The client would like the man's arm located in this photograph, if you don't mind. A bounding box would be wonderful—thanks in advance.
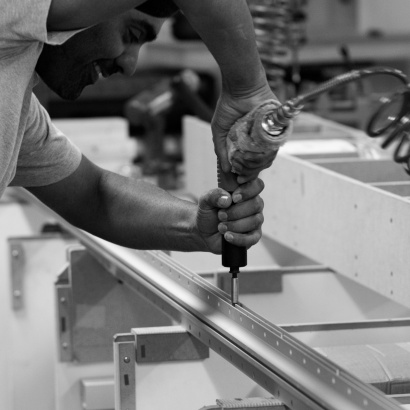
[174,0,266,98]
[173,0,279,179]
[27,155,264,252]
[47,0,147,30]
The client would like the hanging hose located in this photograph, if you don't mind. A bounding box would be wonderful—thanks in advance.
[261,66,409,135]
[226,66,410,176]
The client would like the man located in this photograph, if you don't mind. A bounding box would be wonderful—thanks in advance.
[0,0,278,253]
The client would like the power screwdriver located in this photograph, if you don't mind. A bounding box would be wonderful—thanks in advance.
[218,163,247,306]
[220,99,291,306]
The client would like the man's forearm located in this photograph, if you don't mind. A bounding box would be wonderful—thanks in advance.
[28,158,205,252]
[173,0,267,95]
[89,171,205,251]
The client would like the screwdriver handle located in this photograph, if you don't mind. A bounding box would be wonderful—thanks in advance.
[222,236,247,268]
[217,161,247,269]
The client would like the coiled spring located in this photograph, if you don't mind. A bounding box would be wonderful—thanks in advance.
[247,0,308,97]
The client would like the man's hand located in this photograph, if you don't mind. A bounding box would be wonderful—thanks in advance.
[212,83,279,184]
[196,178,264,254]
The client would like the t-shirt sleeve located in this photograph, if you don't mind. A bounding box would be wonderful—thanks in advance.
[10,94,82,188]
[0,0,52,45]
[0,0,83,48]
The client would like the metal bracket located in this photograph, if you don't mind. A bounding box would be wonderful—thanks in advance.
[9,240,25,310]
[56,264,74,362]
[133,325,209,363]
[113,326,209,409]
[9,234,77,311]
[56,246,172,363]
[114,333,136,410]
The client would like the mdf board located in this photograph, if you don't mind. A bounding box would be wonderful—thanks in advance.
[7,236,76,410]
[261,153,410,308]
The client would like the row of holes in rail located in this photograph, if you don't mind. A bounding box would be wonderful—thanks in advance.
[136,251,376,409]
[127,280,372,410]
[186,317,309,410]
[130,253,307,410]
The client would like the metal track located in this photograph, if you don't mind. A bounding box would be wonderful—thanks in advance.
[16,188,403,410]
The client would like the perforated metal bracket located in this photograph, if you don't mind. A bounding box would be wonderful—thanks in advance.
[114,333,136,410]
[9,240,25,310]
[55,264,74,362]
[56,245,172,364]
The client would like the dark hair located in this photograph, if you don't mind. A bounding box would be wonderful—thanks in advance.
[136,0,179,18]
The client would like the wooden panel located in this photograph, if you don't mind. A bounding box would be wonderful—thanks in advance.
[0,196,60,410]
[7,235,76,410]
[372,182,410,197]
[312,158,409,183]
[262,152,410,308]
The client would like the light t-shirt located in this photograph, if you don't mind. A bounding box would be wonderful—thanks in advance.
[0,0,82,198]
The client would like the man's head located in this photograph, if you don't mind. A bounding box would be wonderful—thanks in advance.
[36,3,178,100]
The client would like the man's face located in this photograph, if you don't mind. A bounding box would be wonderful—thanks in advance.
[36,10,165,100]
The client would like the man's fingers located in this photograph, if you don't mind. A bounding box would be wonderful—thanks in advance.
[237,173,262,185]
[199,188,232,212]
[231,179,265,203]
[217,197,264,223]
[222,229,262,248]
[218,212,264,235]
[231,149,277,166]
[230,149,278,180]
[218,196,264,226]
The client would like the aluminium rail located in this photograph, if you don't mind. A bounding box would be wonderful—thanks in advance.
[14,187,403,410]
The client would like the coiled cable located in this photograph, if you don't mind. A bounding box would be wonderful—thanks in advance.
[367,87,410,174]
[261,66,409,136]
